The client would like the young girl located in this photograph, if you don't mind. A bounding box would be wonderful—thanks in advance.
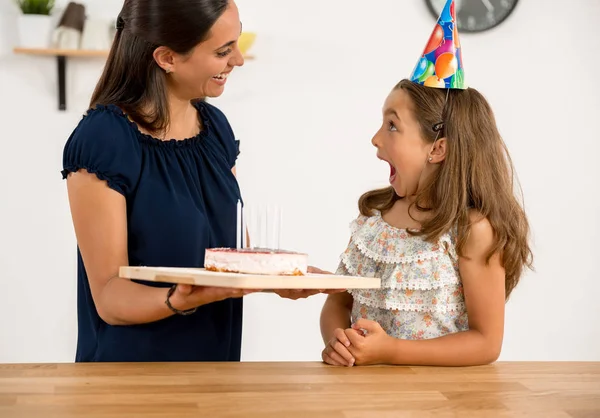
[320,0,532,367]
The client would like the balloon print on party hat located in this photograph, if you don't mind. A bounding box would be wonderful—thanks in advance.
[409,0,466,89]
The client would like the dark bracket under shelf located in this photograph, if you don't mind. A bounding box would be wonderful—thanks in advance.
[57,55,67,111]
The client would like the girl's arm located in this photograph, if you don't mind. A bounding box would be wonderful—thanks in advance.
[319,242,355,342]
[320,291,356,366]
[320,292,354,344]
[384,215,506,366]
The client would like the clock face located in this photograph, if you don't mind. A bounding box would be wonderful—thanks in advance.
[426,0,518,33]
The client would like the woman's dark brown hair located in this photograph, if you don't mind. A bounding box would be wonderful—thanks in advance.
[89,0,229,135]
[359,79,533,299]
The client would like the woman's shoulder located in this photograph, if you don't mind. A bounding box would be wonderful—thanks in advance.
[61,104,142,196]
[68,104,140,148]
[194,100,231,130]
[193,100,239,167]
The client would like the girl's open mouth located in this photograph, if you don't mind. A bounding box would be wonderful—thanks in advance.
[377,154,397,184]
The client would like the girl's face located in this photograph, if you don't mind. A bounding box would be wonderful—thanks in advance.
[371,88,434,198]
[161,0,245,100]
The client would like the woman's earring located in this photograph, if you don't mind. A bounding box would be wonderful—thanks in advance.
[428,156,433,162]
[165,68,172,74]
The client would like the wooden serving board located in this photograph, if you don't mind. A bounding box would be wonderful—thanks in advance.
[119,266,381,289]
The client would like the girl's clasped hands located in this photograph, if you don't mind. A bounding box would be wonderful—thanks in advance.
[323,319,395,367]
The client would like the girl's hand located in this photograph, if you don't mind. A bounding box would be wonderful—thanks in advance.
[169,284,260,310]
[321,328,355,367]
[345,319,395,366]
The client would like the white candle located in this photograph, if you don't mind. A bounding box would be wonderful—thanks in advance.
[242,204,247,248]
[236,199,242,249]
[276,206,282,250]
[268,205,280,250]
[259,204,267,249]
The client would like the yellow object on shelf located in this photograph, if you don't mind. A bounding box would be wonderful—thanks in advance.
[238,32,256,56]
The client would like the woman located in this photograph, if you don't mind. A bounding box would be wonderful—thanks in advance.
[61,0,320,363]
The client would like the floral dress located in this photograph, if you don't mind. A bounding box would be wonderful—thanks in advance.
[336,211,469,340]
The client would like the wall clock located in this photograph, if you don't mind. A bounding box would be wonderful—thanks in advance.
[426,0,519,33]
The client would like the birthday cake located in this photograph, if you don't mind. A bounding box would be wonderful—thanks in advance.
[204,248,308,276]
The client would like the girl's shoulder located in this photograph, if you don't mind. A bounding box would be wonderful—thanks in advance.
[346,210,457,264]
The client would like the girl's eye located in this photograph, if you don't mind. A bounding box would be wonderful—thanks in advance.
[387,121,397,132]
[217,49,232,58]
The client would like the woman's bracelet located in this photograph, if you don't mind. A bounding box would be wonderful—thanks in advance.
[165,285,198,315]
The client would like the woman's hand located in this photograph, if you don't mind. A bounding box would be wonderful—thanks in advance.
[168,284,260,311]
[272,289,322,299]
[307,266,331,274]
[321,327,355,367]
[273,266,346,299]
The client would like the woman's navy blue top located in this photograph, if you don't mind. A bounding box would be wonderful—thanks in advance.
[61,101,243,362]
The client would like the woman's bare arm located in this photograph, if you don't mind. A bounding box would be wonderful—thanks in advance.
[67,169,247,326]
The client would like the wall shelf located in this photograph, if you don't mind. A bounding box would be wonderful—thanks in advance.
[13,47,109,57]
[14,47,109,111]
[13,47,255,111]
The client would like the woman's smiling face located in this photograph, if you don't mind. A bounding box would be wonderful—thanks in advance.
[159,0,245,100]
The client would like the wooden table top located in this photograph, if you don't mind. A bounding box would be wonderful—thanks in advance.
[0,362,598,418]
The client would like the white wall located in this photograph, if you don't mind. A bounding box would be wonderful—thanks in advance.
[1,0,599,363]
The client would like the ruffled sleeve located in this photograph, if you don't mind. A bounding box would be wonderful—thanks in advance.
[61,105,142,197]
[338,212,465,314]
[197,100,240,169]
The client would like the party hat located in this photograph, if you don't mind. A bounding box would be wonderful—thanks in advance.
[409,0,466,89]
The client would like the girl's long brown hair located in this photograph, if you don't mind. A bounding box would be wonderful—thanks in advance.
[358,79,533,299]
